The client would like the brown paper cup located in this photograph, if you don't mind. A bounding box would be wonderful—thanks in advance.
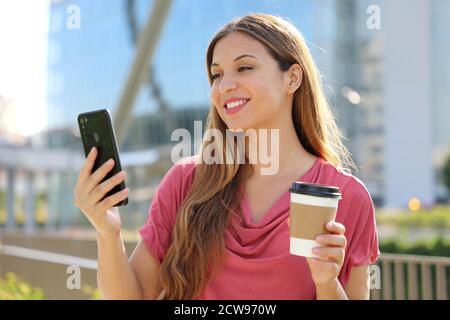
[289,182,341,258]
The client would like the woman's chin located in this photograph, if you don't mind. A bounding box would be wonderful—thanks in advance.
[225,120,252,132]
[227,126,247,132]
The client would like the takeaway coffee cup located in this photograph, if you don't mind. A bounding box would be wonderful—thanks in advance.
[289,182,342,258]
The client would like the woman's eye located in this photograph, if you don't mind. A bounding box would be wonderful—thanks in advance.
[211,67,252,80]
[238,66,252,72]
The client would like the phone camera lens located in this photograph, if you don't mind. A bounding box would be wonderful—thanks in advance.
[80,118,84,124]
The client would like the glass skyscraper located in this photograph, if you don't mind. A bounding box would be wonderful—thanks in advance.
[47,0,341,132]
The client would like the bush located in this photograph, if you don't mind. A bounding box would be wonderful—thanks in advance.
[82,285,102,300]
[0,273,44,300]
[380,237,450,257]
[376,205,450,229]
[443,152,450,195]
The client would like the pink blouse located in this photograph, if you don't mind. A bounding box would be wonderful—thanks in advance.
[139,156,379,299]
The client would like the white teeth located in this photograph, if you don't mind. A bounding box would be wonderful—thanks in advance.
[226,99,248,109]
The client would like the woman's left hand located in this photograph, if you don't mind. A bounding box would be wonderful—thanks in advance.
[306,221,347,288]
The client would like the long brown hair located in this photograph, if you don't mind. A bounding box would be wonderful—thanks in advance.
[157,13,354,299]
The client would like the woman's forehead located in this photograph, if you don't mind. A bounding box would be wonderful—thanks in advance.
[212,32,267,65]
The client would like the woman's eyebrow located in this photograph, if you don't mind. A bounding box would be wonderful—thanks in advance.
[211,54,258,67]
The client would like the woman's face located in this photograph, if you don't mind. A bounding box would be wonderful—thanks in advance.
[210,31,296,131]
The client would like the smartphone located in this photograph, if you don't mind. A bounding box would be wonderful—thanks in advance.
[77,109,128,206]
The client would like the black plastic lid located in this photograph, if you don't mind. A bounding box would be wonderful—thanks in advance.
[290,182,342,199]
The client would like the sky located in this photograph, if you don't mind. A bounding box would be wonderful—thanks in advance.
[0,0,50,137]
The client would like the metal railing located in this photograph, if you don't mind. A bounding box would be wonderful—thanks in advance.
[1,234,449,300]
[371,253,450,300]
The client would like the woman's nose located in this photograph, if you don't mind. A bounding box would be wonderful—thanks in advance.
[218,74,238,93]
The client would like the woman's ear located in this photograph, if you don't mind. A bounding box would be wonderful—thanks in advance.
[286,63,303,95]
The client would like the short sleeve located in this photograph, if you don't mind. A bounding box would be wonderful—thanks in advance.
[138,157,197,264]
[338,181,380,287]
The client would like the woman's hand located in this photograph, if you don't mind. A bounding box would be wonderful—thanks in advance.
[73,147,129,236]
[306,221,347,288]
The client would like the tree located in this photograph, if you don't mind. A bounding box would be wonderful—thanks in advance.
[443,152,450,198]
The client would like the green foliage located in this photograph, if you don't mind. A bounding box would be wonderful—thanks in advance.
[376,205,450,228]
[380,237,450,257]
[0,273,44,300]
[0,190,5,208]
[443,152,450,194]
[82,285,102,300]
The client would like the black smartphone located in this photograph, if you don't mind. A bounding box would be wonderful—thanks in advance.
[77,109,128,206]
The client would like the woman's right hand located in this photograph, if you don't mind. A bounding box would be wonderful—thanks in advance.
[73,147,129,236]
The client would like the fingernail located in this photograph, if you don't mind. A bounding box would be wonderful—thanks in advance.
[90,147,96,154]
[122,188,129,194]
[108,159,114,165]
[316,236,323,242]
[312,247,320,254]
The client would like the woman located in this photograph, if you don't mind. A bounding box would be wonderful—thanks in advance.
[73,13,379,300]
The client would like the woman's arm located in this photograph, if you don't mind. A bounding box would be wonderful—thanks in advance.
[307,221,348,300]
[315,265,371,299]
[97,231,144,299]
[72,147,145,299]
[315,279,348,300]
[344,265,371,299]
[129,240,162,299]
[307,222,372,300]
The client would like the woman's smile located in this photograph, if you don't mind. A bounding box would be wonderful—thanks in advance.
[224,98,250,115]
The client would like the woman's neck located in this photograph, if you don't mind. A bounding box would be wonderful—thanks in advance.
[244,120,316,179]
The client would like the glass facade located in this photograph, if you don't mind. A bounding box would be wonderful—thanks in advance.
[47,0,341,134]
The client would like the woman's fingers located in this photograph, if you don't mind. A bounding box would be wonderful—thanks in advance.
[96,187,129,213]
[312,246,345,263]
[77,147,97,184]
[307,257,340,273]
[325,221,346,235]
[316,234,347,249]
[313,223,347,263]
[91,170,127,204]
[74,147,97,197]
[85,158,116,194]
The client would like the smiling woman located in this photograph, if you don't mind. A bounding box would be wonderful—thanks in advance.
[140,13,378,300]
[77,13,379,301]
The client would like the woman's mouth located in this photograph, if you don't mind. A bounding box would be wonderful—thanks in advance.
[224,99,250,115]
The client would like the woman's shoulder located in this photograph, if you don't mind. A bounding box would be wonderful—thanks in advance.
[317,158,373,208]
[162,155,199,186]
[151,156,199,212]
